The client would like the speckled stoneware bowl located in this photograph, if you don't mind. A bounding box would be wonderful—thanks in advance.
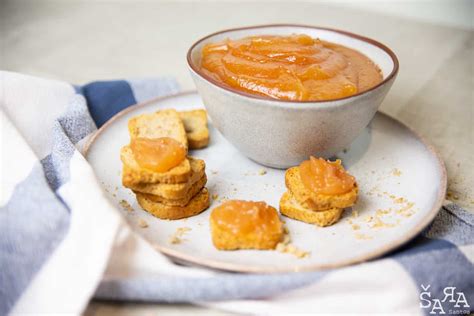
[187,24,399,168]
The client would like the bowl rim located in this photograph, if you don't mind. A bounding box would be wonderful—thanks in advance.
[187,23,399,104]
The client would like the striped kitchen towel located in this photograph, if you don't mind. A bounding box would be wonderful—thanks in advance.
[1,71,472,315]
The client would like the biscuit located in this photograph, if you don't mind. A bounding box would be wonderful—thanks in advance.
[125,158,205,197]
[179,110,209,149]
[134,174,207,206]
[285,167,358,211]
[280,191,344,227]
[121,146,193,185]
[136,188,210,220]
[210,202,283,250]
[128,109,188,149]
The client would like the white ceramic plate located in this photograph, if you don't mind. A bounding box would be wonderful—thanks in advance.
[85,91,446,273]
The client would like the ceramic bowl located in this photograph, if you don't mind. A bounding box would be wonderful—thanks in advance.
[187,24,399,168]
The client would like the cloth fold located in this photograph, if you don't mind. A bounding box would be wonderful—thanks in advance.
[1,71,472,315]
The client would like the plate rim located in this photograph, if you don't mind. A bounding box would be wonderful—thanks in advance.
[84,90,447,273]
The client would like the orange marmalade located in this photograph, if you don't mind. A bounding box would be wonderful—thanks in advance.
[130,137,186,172]
[200,34,383,101]
[299,157,355,195]
[211,200,282,236]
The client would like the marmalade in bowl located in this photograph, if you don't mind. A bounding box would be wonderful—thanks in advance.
[200,34,383,101]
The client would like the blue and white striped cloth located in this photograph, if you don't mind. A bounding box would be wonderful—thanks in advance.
[1,71,472,315]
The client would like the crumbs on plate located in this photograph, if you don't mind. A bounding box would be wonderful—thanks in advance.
[119,199,134,212]
[138,218,148,228]
[371,217,395,229]
[349,189,419,241]
[169,227,192,245]
[355,233,373,240]
[392,168,402,176]
[275,228,310,259]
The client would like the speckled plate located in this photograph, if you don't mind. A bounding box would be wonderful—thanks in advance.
[85,91,446,273]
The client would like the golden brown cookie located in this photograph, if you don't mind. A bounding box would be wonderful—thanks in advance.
[121,146,195,185]
[136,188,210,220]
[210,200,283,250]
[179,110,209,149]
[125,158,205,197]
[134,174,207,207]
[128,109,188,149]
[279,191,344,227]
[285,167,358,211]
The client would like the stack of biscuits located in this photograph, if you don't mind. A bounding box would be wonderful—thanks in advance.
[279,160,358,227]
[121,109,210,220]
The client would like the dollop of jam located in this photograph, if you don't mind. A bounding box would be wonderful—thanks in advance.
[211,200,282,236]
[200,34,382,101]
[130,137,186,172]
[299,156,355,195]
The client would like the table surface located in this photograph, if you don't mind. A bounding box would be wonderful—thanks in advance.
[2,1,472,315]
